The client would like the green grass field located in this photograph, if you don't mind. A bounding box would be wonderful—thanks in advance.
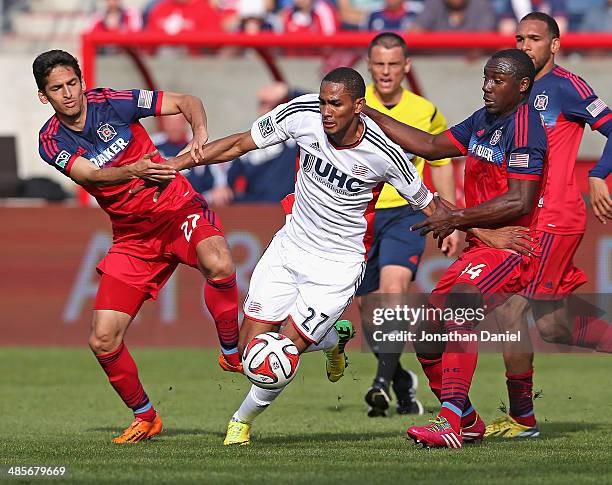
[1,348,610,484]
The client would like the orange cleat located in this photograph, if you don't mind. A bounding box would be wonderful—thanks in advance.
[112,414,163,444]
[218,353,243,373]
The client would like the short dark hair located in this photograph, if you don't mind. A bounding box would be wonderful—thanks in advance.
[489,48,536,93]
[33,50,82,91]
[521,11,560,39]
[368,32,409,57]
[321,67,366,100]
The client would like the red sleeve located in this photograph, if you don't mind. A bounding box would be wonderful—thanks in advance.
[444,130,467,155]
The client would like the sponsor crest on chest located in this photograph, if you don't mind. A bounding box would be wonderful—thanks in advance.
[490,129,502,146]
[534,94,549,111]
[97,123,117,143]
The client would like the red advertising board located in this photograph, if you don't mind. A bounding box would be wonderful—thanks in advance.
[0,205,609,346]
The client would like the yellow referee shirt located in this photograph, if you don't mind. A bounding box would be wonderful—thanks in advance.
[365,84,451,209]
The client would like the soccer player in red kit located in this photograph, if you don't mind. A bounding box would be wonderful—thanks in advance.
[364,49,549,448]
[484,13,612,439]
[34,50,240,443]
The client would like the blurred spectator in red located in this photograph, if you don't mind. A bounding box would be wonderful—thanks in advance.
[146,0,222,35]
[88,0,142,33]
[279,0,338,34]
[366,0,423,31]
[579,0,612,32]
[498,0,568,34]
[411,0,496,31]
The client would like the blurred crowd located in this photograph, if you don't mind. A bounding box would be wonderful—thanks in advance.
[84,0,612,36]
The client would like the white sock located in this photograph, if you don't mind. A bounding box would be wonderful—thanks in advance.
[303,327,338,353]
[233,385,284,424]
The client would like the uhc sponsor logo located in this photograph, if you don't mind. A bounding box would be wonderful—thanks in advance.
[309,157,364,194]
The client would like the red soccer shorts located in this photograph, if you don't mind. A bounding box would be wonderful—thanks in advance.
[521,231,587,300]
[431,244,538,311]
[95,201,224,312]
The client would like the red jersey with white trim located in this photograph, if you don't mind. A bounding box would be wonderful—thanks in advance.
[38,88,198,243]
[250,94,433,262]
[529,66,612,234]
[446,103,548,243]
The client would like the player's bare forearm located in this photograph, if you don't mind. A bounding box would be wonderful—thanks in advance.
[363,106,462,160]
[442,178,539,230]
[69,155,175,188]
[161,93,207,134]
[165,131,258,171]
[430,163,456,204]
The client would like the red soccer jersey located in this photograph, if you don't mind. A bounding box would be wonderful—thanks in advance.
[529,66,612,234]
[38,88,198,244]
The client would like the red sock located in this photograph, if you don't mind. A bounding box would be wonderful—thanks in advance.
[204,274,240,366]
[95,342,156,421]
[507,368,536,427]
[418,355,476,428]
[571,316,612,353]
[439,331,478,433]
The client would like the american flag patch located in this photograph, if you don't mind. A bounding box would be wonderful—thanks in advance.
[247,301,262,313]
[411,183,431,207]
[509,153,530,168]
[586,98,607,118]
[351,164,368,176]
[137,90,153,109]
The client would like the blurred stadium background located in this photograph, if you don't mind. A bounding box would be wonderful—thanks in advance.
[0,0,609,345]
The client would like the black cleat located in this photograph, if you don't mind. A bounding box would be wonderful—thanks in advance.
[365,386,391,417]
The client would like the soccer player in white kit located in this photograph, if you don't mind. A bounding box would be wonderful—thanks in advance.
[152,67,443,444]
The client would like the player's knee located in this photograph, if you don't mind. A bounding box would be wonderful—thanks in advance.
[198,239,235,280]
[88,316,124,354]
[88,331,122,354]
[538,322,571,344]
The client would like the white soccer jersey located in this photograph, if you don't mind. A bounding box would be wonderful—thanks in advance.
[250,93,433,262]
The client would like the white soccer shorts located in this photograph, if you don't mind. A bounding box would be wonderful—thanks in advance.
[243,230,365,344]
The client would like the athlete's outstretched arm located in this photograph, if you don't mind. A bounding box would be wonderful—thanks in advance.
[412,178,540,238]
[69,152,176,187]
[164,131,259,171]
[364,105,463,160]
[160,92,208,162]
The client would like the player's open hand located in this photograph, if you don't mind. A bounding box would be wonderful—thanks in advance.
[131,150,176,183]
[411,195,457,244]
[588,176,612,224]
[128,150,175,202]
[472,226,534,256]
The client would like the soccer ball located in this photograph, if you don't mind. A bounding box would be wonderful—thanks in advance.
[242,332,300,389]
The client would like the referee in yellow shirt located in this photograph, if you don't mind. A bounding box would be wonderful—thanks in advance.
[359,33,460,417]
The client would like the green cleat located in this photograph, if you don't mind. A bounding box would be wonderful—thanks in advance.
[223,419,251,446]
[324,320,356,382]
